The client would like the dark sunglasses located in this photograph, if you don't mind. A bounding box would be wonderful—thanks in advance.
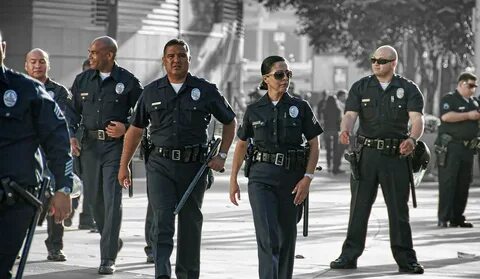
[266,70,293,80]
[370,57,395,65]
[466,83,478,89]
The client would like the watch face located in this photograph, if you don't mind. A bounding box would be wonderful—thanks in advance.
[219,152,227,159]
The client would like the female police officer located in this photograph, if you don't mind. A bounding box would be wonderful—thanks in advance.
[229,56,322,279]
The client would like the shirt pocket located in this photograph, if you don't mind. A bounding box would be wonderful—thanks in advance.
[282,117,302,144]
[0,107,28,140]
[252,120,268,142]
[147,100,169,127]
[391,100,408,121]
[182,100,209,128]
[360,99,376,120]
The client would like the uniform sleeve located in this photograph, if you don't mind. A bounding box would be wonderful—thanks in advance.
[33,85,73,191]
[407,82,424,114]
[237,106,253,141]
[345,82,362,112]
[128,77,143,109]
[302,101,323,140]
[130,93,149,128]
[439,96,453,116]
[207,84,236,124]
[65,77,82,136]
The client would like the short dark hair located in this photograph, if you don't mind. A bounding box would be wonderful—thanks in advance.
[336,89,347,98]
[163,39,190,56]
[457,72,477,83]
[259,55,286,90]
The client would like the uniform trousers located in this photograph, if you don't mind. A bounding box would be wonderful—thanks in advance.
[0,202,36,279]
[340,148,418,268]
[45,215,64,251]
[438,142,474,224]
[248,162,303,279]
[80,138,123,261]
[147,153,207,279]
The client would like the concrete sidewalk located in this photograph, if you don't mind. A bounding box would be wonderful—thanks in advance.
[16,160,480,278]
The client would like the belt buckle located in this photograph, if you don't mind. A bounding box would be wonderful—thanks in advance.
[171,150,181,161]
[97,130,105,140]
[376,139,384,150]
[275,153,285,166]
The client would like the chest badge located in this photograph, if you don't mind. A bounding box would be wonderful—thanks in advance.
[47,90,55,98]
[443,103,450,110]
[289,105,299,118]
[191,88,201,101]
[3,89,17,107]
[396,88,404,99]
[115,82,125,94]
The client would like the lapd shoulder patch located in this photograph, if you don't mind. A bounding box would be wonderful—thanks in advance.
[442,103,450,110]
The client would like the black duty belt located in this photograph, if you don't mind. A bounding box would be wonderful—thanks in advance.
[155,145,206,163]
[357,135,402,155]
[453,138,480,149]
[87,130,117,141]
[0,178,39,206]
[253,150,308,170]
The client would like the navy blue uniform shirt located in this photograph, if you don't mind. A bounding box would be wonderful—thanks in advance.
[130,73,236,147]
[438,90,480,140]
[44,78,71,113]
[345,74,424,139]
[0,66,73,190]
[237,92,323,153]
[67,63,143,135]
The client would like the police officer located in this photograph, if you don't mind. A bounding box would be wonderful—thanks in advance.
[0,30,72,279]
[330,45,425,274]
[24,48,71,262]
[66,36,143,274]
[436,72,480,228]
[230,55,322,279]
[118,39,236,279]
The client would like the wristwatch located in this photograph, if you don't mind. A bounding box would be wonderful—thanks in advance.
[218,152,228,160]
[56,187,72,196]
[304,173,314,180]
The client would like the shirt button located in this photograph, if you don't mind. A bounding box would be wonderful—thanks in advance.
[97,110,100,113]
[273,132,276,135]
[5,112,10,117]
[173,133,176,136]
[98,99,102,101]
[173,120,176,123]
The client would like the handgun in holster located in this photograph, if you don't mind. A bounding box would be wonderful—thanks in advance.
[141,129,153,163]
[344,138,362,181]
[434,133,452,167]
[244,138,255,177]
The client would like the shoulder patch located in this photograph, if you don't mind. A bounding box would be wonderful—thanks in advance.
[443,103,450,110]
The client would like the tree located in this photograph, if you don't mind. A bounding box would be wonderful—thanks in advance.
[257,0,475,114]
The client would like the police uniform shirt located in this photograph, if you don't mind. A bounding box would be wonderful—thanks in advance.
[0,66,73,190]
[44,78,71,113]
[438,90,480,140]
[345,74,424,139]
[237,93,323,153]
[130,73,236,147]
[68,63,143,134]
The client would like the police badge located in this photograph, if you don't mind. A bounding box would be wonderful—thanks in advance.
[191,88,201,101]
[289,106,299,118]
[115,83,125,94]
[3,90,17,107]
[396,88,404,99]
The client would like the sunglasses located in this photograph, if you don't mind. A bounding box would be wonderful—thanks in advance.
[466,83,478,89]
[265,70,293,80]
[370,57,395,65]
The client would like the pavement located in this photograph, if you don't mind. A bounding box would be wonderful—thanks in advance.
[15,150,480,279]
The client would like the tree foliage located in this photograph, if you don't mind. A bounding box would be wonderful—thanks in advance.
[257,0,475,114]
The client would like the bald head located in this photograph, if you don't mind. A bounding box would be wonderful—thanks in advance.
[25,48,50,83]
[92,36,118,58]
[375,45,398,61]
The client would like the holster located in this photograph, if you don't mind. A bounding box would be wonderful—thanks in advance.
[244,139,255,177]
[141,131,153,163]
[434,134,452,167]
[344,145,362,180]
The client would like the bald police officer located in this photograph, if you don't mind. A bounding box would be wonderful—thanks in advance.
[0,30,72,279]
[25,48,72,262]
[330,45,425,274]
[66,36,143,274]
[118,39,236,279]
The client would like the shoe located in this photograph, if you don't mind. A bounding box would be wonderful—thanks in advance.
[330,257,357,269]
[399,262,424,274]
[78,223,95,230]
[437,220,448,227]
[146,253,154,263]
[118,238,123,253]
[450,221,473,228]
[47,249,67,261]
[98,260,116,274]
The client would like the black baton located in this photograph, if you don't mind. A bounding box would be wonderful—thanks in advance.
[128,160,133,198]
[406,156,417,208]
[174,138,222,215]
[15,177,50,279]
[303,194,309,237]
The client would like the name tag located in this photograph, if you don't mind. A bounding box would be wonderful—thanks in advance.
[80,92,89,97]
[151,101,162,106]
[361,98,370,102]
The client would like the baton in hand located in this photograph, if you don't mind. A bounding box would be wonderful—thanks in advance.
[128,160,133,198]
[174,138,222,215]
